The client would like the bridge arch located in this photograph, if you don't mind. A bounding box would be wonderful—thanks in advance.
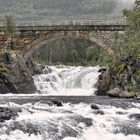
[21,31,113,61]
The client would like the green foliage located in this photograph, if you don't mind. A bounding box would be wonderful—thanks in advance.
[86,45,100,62]
[4,16,18,36]
[96,48,113,66]
[135,69,140,77]
[0,63,9,79]
[32,37,114,66]
[122,1,140,57]
[127,83,140,92]
[112,61,127,73]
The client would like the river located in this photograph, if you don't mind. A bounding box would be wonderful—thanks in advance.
[0,66,140,140]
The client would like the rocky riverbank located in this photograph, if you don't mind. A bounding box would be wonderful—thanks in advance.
[95,56,140,98]
[0,52,37,94]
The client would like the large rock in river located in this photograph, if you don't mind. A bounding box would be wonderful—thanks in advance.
[0,107,21,122]
[95,68,111,96]
[107,88,136,98]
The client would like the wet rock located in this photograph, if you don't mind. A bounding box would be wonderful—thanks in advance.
[0,107,20,122]
[44,101,54,106]
[51,100,63,107]
[90,104,100,110]
[0,53,36,94]
[98,68,107,73]
[43,67,52,74]
[94,110,105,115]
[82,118,93,127]
[107,88,121,97]
[95,68,111,96]
[116,112,127,115]
[45,78,50,82]
[2,121,41,135]
[121,91,136,98]
[70,115,93,127]
[26,58,45,75]
[47,75,57,82]
[94,90,106,96]
[43,69,49,74]
[90,104,104,115]
[114,121,140,136]
[129,114,140,121]
[107,88,136,98]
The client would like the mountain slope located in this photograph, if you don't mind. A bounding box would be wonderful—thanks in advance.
[0,0,135,20]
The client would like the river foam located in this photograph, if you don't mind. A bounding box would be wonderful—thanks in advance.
[0,65,140,140]
[34,65,100,96]
[0,101,140,140]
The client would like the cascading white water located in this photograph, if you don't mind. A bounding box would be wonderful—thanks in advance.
[33,66,100,96]
[0,65,140,140]
[0,101,140,140]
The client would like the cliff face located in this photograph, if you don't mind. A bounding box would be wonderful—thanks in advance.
[0,52,36,94]
[95,56,140,98]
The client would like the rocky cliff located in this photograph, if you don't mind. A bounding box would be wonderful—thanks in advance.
[95,56,140,98]
[0,52,36,94]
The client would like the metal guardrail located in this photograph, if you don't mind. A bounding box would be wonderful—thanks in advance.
[0,20,127,27]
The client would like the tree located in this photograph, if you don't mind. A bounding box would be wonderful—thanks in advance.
[4,16,19,51]
[4,16,17,36]
[122,0,140,57]
[110,0,140,93]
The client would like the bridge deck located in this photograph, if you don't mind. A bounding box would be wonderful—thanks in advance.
[0,20,127,31]
[18,25,126,31]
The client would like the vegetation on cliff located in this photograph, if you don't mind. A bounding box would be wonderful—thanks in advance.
[107,0,140,95]
[0,16,36,94]
[0,62,9,80]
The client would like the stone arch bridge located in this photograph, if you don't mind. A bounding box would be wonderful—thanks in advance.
[0,20,127,61]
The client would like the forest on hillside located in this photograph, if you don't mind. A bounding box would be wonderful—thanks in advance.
[31,38,112,66]
[0,0,134,21]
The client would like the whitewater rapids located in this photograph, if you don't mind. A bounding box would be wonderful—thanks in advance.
[0,101,140,140]
[0,65,140,140]
[33,66,100,96]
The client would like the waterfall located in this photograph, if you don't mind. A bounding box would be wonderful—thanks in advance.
[1,66,139,140]
[33,65,100,95]
[0,100,140,140]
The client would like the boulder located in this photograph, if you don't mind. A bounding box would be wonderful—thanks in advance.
[0,107,21,122]
[98,68,107,73]
[95,68,111,96]
[90,104,104,115]
[94,110,104,115]
[129,114,140,121]
[121,91,136,98]
[107,87,121,97]
[51,100,63,107]
[43,67,52,74]
[107,88,136,98]
[116,112,127,115]
[90,104,100,110]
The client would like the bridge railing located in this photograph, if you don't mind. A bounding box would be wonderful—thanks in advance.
[0,20,127,27]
